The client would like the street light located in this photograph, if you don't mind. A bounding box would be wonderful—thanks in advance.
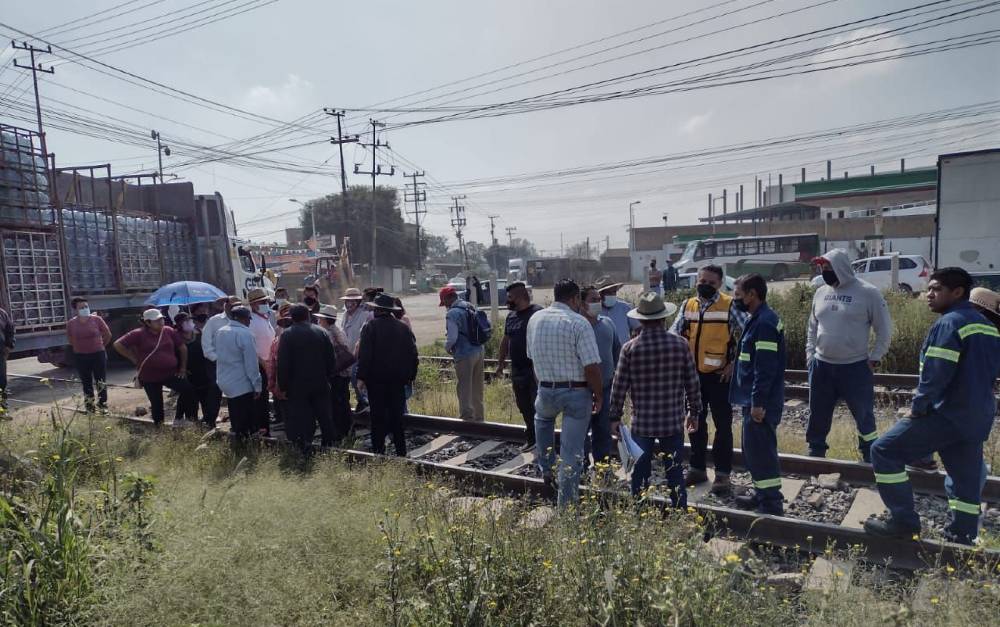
[150,130,169,182]
[628,200,641,251]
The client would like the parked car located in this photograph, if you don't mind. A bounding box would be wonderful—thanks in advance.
[462,279,533,306]
[675,272,736,292]
[810,255,930,294]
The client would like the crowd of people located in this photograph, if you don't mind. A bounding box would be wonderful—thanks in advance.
[1,248,999,545]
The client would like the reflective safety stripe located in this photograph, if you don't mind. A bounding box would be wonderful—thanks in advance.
[859,431,878,442]
[948,499,981,515]
[923,346,960,363]
[958,323,1000,340]
[756,340,779,351]
[754,477,782,489]
[739,353,751,362]
[875,471,909,484]
[776,319,785,333]
[701,311,730,321]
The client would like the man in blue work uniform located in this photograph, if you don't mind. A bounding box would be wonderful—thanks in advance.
[729,274,786,515]
[865,268,1000,545]
[595,277,640,346]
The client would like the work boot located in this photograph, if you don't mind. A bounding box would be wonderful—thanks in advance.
[710,472,732,495]
[906,457,939,472]
[733,493,759,510]
[863,516,920,540]
[808,448,826,458]
[858,439,873,463]
[942,529,975,546]
[685,467,709,487]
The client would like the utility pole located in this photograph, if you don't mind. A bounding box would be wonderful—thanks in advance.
[150,130,170,182]
[451,195,468,270]
[324,109,359,240]
[506,226,517,248]
[354,119,394,280]
[488,215,500,271]
[403,171,427,270]
[12,41,54,187]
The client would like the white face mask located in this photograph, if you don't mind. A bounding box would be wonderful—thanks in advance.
[181,320,195,332]
[77,306,90,317]
[602,295,617,308]
[276,298,288,307]
[587,302,602,317]
[257,304,270,315]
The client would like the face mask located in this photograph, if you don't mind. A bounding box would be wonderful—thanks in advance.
[77,307,90,317]
[303,297,317,307]
[506,301,517,311]
[602,295,617,308]
[696,284,717,300]
[181,320,195,332]
[587,302,602,317]
[193,313,209,323]
[257,304,270,315]
[276,298,287,306]
[733,298,749,313]
[822,270,839,287]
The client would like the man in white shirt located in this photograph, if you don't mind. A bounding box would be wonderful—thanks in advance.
[248,288,276,434]
[200,295,241,427]
[526,279,603,507]
[337,287,373,412]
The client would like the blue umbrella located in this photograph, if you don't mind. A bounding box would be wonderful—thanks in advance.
[144,280,227,306]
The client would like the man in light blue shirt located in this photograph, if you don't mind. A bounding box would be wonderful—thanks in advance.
[214,306,262,438]
[595,277,639,345]
[441,286,485,421]
[581,285,621,466]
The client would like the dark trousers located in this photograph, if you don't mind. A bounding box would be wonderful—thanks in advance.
[872,417,985,541]
[227,392,256,438]
[204,361,222,427]
[631,432,686,508]
[330,376,353,443]
[142,376,197,424]
[807,358,878,459]
[584,386,613,466]
[688,371,734,474]
[368,381,407,456]
[253,363,270,435]
[75,350,108,411]
[741,407,783,514]
[0,350,7,407]
[510,370,537,445]
[286,386,334,453]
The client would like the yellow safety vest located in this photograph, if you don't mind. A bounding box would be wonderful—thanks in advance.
[682,293,733,374]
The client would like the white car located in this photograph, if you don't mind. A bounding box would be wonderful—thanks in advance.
[810,255,930,294]
[675,272,736,292]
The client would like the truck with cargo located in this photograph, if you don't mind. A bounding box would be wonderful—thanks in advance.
[935,148,1000,272]
[0,123,272,363]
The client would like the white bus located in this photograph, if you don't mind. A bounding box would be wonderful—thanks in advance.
[675,233,820,281]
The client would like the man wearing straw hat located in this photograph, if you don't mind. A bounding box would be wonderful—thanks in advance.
[338,287,373,413]
[609,292,701,507]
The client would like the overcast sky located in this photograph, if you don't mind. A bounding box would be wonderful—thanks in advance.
[1,0,998,254]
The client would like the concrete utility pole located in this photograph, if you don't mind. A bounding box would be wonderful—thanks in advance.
[355,119,394,279]
[403,171,427,270]
[488,214,500,271]
[323,108,359,234]
[505,226,517,248]
[628,200,641,251]
[12,41,54,187]
[451,195,468,270]
[150,130,170,182]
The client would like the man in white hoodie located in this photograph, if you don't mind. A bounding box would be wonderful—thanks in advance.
[806,249,893,462]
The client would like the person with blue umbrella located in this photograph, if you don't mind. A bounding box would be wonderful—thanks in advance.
[145,281,228,308]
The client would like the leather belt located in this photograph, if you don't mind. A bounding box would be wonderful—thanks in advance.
[539,381,587,389]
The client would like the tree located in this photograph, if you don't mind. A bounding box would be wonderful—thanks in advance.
[565,240,595,259]
[423,233,451,260]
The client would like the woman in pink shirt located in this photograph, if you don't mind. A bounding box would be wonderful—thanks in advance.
[65,297,112,412]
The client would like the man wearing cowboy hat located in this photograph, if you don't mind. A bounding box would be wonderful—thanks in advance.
[247,288,276,434]
[356,293,419,456]
[338,287,373,413]
[315,304,354,441]
[971,286,1000,331]
[595,276,639,346]
[609,292,701,506]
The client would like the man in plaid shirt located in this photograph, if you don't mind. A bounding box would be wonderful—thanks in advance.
[610,292,702,506]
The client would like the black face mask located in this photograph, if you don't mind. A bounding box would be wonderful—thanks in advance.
[696,284,717,299]
[506,301,517,311]
[822,270,839,287]
[733,298,749,313]
[303,297,318,307]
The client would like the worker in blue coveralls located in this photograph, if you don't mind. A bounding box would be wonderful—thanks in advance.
[729,274,787,515]
[864,268,1000,545]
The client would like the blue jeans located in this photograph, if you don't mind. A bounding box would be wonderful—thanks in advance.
[631,432,687,508]
[535,387,592,508]
[742,407,783,514]
[584,386,613,466]
[807,358,878,458]
[872,416,985,541]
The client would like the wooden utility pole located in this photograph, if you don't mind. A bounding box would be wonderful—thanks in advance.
[506,226,517,248]
[451,195,468,270]
[355,119,394,278]
[403,171,427,270]
[323,108,359,240]
[12,41,54,187]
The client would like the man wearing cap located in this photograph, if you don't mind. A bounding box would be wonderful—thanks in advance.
[866,268,1000,545]
[278,304,339,454]
[495,281,542,450]
[806,249,893,462]
[357,294,420,456]
[610,292,701,505]
[200,295,241,425]
[595,276,640,346]
[440,285,485,422]
[248,288,276,435]
[315,304,354,441]
[214,306,262,440]
[526,279,603,507]
[114,308,197,426]
[338,287,373,413]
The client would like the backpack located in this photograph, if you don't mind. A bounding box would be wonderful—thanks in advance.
[464,304,492,346]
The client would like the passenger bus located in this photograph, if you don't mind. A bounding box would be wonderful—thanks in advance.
[675,233,820,281]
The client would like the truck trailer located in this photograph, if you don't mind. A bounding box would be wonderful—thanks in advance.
[0,123,271,363]
[935,148,1000,272]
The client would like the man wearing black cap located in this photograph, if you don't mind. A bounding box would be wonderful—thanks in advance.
[356,293,419,456]
[495,281,542,451]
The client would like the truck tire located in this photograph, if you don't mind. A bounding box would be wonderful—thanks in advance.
[771,264,787,281]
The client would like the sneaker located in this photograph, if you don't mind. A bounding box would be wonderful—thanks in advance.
[710,473,732,495]
[906,458,939,472]
[685,467,709,487]
[863,516,920,540]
